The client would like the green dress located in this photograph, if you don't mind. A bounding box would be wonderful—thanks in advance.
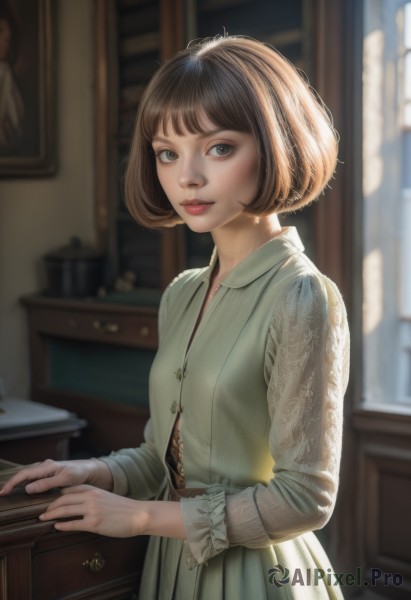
[102,227,350,599]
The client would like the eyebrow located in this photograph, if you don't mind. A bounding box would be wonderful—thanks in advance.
[152,128,231,144]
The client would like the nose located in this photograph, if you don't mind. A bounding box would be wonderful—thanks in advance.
[178,156,206,188]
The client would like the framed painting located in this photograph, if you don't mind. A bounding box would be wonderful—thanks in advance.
[0,0,55,177]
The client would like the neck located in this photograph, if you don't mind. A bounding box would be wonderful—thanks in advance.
[211,213,282,277]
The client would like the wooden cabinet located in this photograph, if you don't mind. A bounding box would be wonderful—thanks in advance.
[0,489,147,599]
[25,299,158,350]
[22,295,158,456]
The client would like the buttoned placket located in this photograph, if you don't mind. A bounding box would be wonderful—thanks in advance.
[170,363,187,416]
[163,274,226,488]
[167,265,216,421]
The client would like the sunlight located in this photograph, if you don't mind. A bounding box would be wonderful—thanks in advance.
[363,29,384,197]
[405,2,411,125]
[405,2,411,48]
[401,189,411,318]
[363,248,383,336]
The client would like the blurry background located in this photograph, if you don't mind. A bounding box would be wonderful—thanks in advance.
[0,1,410,597]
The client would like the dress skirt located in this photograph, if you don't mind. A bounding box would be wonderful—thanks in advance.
[138,530,345,600]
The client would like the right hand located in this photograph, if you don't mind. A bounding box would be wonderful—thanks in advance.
[0,458,113,496]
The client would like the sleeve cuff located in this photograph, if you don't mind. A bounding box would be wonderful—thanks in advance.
[180,490,229,567]
[225,487,272,548]
[99,456,129,496]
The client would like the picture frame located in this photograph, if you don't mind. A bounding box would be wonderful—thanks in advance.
[0,0,55,177]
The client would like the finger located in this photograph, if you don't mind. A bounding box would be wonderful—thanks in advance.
[44,492,87,514]
[15,460,68,494]
[60,484,94,495]
[0,463,42,495]
[40,501,86,521]
[42,488,98,518]
[24,475,63,495]
[54,519,88,532]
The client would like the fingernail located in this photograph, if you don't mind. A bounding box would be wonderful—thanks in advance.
[39,513,44,520]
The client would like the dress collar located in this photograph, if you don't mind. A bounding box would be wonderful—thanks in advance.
[202,227,305,289]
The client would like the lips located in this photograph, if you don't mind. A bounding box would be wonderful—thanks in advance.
[181,200,214,216]
[181,199,213,206]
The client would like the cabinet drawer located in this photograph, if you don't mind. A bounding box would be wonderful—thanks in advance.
[34,306,158,349]
[32,534,146,599]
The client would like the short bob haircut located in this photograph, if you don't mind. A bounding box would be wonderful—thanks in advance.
[124,36,338,227]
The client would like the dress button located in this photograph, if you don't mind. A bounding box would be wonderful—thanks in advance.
[176,368,183,380]
[170,400,178,414]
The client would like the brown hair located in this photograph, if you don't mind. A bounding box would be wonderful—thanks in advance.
[124,36,338,227]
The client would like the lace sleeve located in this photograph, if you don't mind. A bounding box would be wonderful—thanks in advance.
[225,272,350,545]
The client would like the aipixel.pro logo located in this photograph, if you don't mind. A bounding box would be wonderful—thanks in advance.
[268,565,290,587]
[267,565,404,588]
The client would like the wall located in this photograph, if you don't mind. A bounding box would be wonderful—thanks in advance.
[0,0,95,398]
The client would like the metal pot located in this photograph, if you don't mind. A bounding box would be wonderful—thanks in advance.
[43,237,104,298]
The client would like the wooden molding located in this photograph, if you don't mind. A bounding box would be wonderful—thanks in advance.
[94,0,119,262]
[352,408,411,438]
[309,0,361,306]
[358,442,411,596]
[309,1,364,586]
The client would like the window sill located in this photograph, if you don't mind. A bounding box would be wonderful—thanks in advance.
[351,403,411,437]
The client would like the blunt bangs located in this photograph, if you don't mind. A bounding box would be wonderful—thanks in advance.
[139,54,255,142]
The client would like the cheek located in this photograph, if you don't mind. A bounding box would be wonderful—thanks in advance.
[233,156,259,194]
[156,168,172,195]
[156,168,182,211]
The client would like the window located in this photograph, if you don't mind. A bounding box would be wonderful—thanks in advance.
[363,0,411,407]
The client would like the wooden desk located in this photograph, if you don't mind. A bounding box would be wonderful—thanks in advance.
[0,490,147,599]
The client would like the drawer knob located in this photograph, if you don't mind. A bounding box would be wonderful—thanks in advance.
[82,552,106,573]
[93,320,120,334]
[140,326,150,337]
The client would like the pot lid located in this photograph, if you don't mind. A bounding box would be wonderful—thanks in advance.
[44,237,103,260]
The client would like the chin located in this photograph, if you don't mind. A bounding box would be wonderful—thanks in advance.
[185,222,214,234]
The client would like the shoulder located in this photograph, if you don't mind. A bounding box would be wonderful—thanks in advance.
[268,254,348,345]
[264,259,349,381]
[276,252,346,317]
[169,266,208,291]
[162,266,208,304]
[157,266,208,337]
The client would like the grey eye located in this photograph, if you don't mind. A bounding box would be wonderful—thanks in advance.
[158,149,178,162]
[210,144,232,156]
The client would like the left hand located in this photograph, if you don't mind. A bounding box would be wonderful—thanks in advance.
[39,485,148,537]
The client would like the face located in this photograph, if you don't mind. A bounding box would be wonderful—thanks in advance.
[151,114,260,234]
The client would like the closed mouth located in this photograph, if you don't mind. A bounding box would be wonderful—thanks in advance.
[181,200,214,206]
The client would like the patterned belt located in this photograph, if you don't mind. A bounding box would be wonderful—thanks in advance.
[168,486,207,501]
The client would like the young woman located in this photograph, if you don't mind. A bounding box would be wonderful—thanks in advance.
[1,36,350,599]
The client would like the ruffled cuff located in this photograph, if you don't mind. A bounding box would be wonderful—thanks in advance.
[225,486,272,547]
[180,490,229,568]
[99,456,129,496]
